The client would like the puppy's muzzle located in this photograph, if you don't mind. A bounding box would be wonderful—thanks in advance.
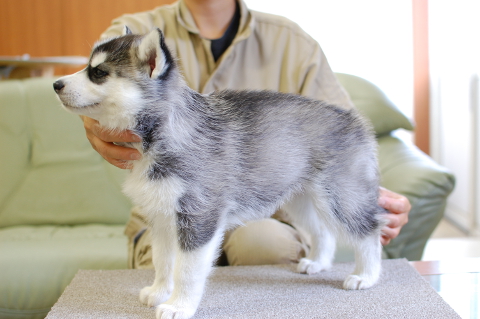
[53,80,65,93]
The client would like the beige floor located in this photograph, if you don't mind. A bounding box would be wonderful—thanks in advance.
[422,219,480,261]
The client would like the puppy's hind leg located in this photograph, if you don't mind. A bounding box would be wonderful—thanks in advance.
[140,214,176,307]
[283,194,336,275]
[343,232,382,290]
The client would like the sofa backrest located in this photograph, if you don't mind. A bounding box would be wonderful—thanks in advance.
[335,73,414,136]
[0,78,132,228]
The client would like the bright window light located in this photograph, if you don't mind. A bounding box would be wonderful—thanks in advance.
[245,0,414,118]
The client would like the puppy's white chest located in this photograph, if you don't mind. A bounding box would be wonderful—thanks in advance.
[122,157,184,217]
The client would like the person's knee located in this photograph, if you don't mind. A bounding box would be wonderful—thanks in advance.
[125,207,154,269]
[134,228,155,269]
[223,219,308,266]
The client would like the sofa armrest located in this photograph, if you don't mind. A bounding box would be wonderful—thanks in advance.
[377,134,455,260]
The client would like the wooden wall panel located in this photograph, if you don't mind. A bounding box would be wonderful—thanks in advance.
[1,0,174,74]
[1,0,64,56]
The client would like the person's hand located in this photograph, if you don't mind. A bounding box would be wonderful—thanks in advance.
[81,116,142,169]
[378,187,411,246]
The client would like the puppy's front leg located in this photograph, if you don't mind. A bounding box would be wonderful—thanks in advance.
[156,227,224,319]
[139,214,176,307]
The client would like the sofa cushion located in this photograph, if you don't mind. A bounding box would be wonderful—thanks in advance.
[0,81,30,225]
[335,73,414,135]
[0,225,128,319]
[0,78,132,227]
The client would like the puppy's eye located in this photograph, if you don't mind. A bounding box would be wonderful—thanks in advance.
[92,67,108,79]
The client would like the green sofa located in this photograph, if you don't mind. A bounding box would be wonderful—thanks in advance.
[0,78,132,319]
[0,74,454,319]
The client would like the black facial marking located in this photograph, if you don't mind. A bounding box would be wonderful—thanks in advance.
[88,34,139,82]
[87,65,109,84]
[95,35,137,60]
[92,67,108,78]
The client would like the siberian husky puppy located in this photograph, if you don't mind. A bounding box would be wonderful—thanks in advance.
[54,27,386,319]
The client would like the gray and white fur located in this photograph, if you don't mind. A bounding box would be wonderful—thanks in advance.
[54,27,387,319]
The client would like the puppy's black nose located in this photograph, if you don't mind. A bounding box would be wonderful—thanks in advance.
[53,80,65,93]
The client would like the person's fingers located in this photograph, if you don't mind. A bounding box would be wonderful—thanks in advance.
[81,116,141,169]
[83,116,141,143]
[386,212,403,229]
[381,223,400,240]
[380,236,391,246]
[380,211,404,246]
[110,159,134,170]
[382,197,411,216]
[94,137,141,161]
[93,125,142,143]
[378,187,412,215]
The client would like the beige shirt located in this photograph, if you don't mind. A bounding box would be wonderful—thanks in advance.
[101,0,353,109]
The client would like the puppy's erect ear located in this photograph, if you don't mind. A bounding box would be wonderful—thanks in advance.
[123,25,132,35]
[137,28,171,79]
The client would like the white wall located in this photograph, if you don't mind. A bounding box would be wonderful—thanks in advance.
[245,0,414,119]
[429,0,480,234]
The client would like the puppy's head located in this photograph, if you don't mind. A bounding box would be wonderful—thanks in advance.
[53,27,174,130]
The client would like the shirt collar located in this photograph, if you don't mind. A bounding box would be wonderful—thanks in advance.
[176,0,253,40]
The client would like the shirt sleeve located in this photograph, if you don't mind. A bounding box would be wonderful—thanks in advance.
[298,42,354,110]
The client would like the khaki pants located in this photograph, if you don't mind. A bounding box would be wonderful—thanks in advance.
[124,207,310,269]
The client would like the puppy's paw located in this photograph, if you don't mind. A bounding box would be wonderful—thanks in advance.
[296,258,331,275]
[343,274,378,290]
[156,304,195,319]
[139,286,170,307]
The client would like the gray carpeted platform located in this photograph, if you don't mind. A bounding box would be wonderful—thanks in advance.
[46,259,460,318]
